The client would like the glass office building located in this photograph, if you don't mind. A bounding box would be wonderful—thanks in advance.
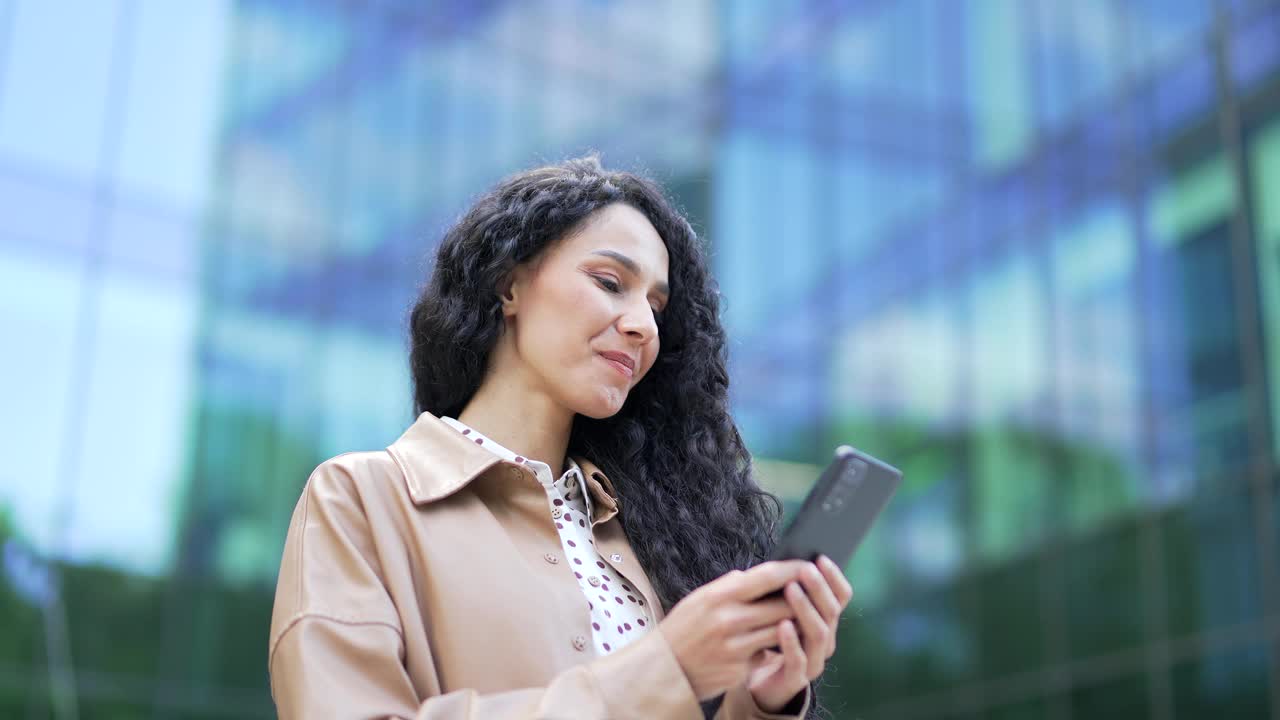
[2,0,1279,717]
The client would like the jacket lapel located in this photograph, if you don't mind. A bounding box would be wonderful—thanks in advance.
[387,412,502,505]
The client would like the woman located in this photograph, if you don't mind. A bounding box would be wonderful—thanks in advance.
[268,157,853,719]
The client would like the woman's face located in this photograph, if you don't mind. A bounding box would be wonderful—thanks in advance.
[502,203,670,419]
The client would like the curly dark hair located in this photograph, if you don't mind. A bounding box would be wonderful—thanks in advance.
[408,155,823,718]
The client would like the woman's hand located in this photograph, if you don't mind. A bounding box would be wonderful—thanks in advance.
[745,555,854,713]
[657,560,815,701]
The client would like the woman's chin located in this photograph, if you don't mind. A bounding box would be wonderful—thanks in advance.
[571,386,629,419]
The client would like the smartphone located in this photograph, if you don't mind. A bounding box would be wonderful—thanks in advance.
[762,445,902,597]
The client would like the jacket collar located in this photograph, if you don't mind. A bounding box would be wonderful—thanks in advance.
[387,412,621,518]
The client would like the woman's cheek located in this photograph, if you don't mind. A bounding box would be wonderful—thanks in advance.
[577,285,612,320]
[638,345,659,380]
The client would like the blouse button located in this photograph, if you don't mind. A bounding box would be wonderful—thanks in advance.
[509,467,521,480]
[587,576,601,587]
[572,635,587,651]
[610,553,623,563]
[543,553,559,565]
[551,507,564,520]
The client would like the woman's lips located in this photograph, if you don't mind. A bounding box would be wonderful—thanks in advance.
[599,354,634,378]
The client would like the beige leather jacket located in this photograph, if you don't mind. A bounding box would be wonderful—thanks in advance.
[268,412,810,719]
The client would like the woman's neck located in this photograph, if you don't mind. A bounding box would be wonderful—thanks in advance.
[456,374,574,476]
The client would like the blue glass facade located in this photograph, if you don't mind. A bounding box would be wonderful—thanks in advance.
[2,1,1280,717]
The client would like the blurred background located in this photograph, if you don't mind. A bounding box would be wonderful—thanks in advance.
[1,0,1279,718]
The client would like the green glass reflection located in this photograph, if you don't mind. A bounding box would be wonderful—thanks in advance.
[1064,520,1146,661]
[984,696,1050,720]
[968,0,1033,170]
[1148,152,1235,248]
[1249,117,1280,466]
[846,514,891,609]
[1171,643,1271,717]
[0,511,46,688]
[978,558,1044,677]
[973,425,1049,561]
[970,252,1046,423]
[1070,672,1150,717]
[1054,204,1135,294]
[1162,484,1264,637]
[1050,203,1142,531]
[1167,224,1256,477]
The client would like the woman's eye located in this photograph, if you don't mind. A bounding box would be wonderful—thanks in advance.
[596,277,621,293]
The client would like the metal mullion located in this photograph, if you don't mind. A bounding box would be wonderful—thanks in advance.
[1108,0,1178,717]
[46,1,138,717]
[1209,3,1280,718]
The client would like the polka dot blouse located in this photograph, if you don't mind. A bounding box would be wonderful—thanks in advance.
[442,417,653,657]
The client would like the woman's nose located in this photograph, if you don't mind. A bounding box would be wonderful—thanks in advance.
[618,304,658,343]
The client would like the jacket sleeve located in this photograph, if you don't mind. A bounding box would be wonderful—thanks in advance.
[714,684,810,720]
[268,459,710,720]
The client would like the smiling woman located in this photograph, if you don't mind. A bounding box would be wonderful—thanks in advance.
[488,203,670,418]
[267,156,851,719]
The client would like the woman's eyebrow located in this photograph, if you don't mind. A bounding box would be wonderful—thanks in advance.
[590,249,670,297]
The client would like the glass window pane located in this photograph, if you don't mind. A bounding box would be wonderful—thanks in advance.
[839,287,961,426]
[1147,152,1235,249]
[62,565,163,677]
[1050,203,1142,530]
[0,539,47,678]
[1171,643,1271,718]
[894,460,965,585]
[1249,117,1280,467]
[984,697,1050,720]
[970,251,1047,423]
[881,587,980,696]
[0,249,85,554]
[978,557,1044,677]
[1230,4,1280,93]
[1162,483,1265,637]
[62,265,197,574]
[966,0,1033,170]
[1127,0,1212,75]
[115,0,228,211]
[1031,1,1127,133]
[1070,672,1150,717]
[1169,224,1260,481]
[1065,520,1146,660]
[0,0,123,181]
[972,426,1050,560]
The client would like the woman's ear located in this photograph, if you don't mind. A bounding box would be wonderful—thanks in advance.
[498,270,519,317]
